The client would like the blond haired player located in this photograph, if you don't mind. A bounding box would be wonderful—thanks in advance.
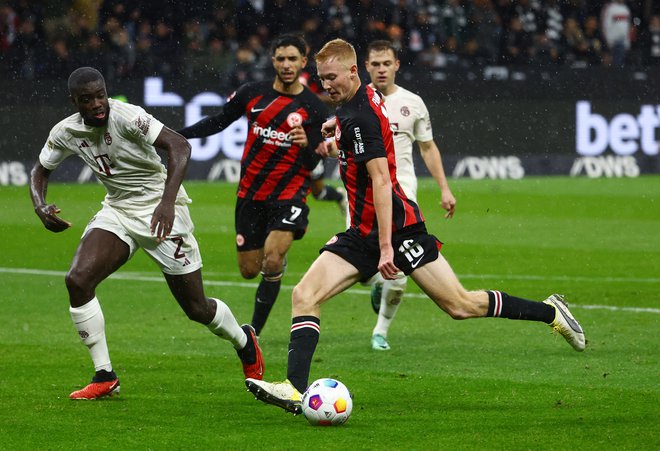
[365,40,456,350]
[245,39,585,415]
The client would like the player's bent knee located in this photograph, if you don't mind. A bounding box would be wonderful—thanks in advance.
[440,293,482,320]
[291,283,318,313]
[239,266,260,279]
[65,268,95,294]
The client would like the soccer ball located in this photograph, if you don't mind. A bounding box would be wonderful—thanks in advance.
[301,378,353,426]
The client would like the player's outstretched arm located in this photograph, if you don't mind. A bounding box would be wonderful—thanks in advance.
[177,90,245,139]
[177,113,226,139]
[418,139,456,218]
[29,162,72,232]
[150,127,191,241]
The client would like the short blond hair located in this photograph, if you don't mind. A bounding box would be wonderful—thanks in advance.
[315,39,357,68]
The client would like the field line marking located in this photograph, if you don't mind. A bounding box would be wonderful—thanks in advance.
[2,266,658,314]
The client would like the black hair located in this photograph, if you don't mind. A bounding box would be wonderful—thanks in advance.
[68,67,105,95]
[270,33,307,57]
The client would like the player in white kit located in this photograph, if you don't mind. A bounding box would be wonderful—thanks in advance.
[29,67,264,399]
[365,40,457,351]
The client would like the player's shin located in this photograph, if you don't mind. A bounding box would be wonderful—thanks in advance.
[207,298,247,349]
[287,316,320,393]
[69,297,112,372]
[486,290,555,323]
[251,270,283,336]
[373,277,406,336]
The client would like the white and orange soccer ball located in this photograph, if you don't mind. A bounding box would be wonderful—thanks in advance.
[301,378,353,426]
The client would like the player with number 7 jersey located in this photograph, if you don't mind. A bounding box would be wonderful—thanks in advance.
[177,34,331,337]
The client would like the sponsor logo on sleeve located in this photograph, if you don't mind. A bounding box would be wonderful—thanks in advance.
[135,116,151,136]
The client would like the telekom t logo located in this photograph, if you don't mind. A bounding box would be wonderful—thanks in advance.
[576,101,659,156]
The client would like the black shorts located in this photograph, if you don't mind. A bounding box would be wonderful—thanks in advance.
[235,198,309,251]
[320,223,442,282]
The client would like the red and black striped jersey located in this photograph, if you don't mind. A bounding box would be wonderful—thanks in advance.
[179,81,329,201]
[335,84,425,238]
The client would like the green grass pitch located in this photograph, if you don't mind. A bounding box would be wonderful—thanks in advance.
[1,176,658,450]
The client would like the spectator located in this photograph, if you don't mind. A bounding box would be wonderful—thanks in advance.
[0,5,17,52]
[325,0,355,41]
[226,46,262,90]
[541,0,564,50]
[132,33,156,77]
[108,28,135,79]
[6,15,43,79]
[470,0,502,65]
[408,9,441,64]
[601,0,631,67]
[236,0,266,42]
[41,37,75,79]
[264,0,299,37]
[531,29,562,67]
[640,14,660,66]
[563,17,588,67]
[501,15,534,65]
[151,20,182,77]
[198,36,233,79]
[441,0,471,50]
[0,1,657,80]
[582,15,607,66]
[75,32,111,76]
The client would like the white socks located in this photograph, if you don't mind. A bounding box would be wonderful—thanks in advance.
[206,298,247,350]
[372,277,407,337]
[69,297,112,372]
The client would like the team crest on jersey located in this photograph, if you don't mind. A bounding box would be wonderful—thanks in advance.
[400,106,410,117]
[335,124,341,141]
[104,132,112,145]
[286,112,303,128]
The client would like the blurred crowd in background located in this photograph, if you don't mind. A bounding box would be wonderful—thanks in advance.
[1,0,659,88]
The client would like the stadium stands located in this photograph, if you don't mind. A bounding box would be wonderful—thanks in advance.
[0,0,658,85]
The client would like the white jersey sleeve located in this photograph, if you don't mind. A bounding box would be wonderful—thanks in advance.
[39,115,78,170]
[413,99,434,143]
[383,86,434,201]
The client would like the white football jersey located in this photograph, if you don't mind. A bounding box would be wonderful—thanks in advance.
[376,85,434,201]
[39,99,190,210]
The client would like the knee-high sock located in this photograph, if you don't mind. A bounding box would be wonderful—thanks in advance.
[207,298,247,350]
[251,271,283,336]
[69,297,112,372]
[486,291,555,323]
[373,276,407,337]
[287,316,320,393]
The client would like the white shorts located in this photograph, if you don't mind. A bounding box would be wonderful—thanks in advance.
[83,203,203,275]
